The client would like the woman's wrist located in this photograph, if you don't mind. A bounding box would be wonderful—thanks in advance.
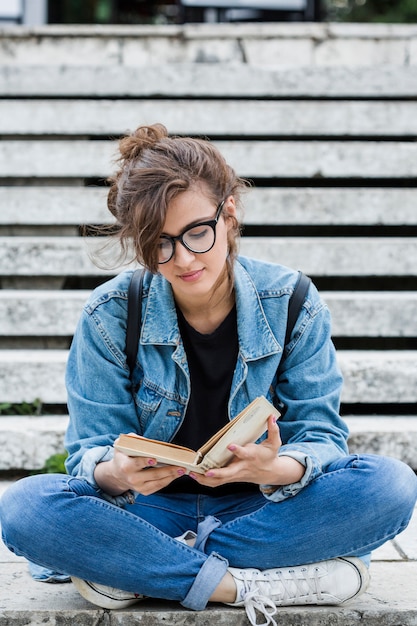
[270,455,306,486]
[94,459,128,496]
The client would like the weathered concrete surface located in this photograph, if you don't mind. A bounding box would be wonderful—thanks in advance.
[0,291,88,336]
[1,64,417,97]
[346,417,417,471]
[0,352,68,404]
[3,99,417,137]
[240,238,417,276]
[337,351,417,404]
[0,23,417,67]
[1,566,417,626]
[0,416,67,471]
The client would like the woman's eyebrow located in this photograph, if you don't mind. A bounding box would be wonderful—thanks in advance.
[161,214,214,237]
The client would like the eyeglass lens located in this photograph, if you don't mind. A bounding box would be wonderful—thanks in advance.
[158,223,216,263]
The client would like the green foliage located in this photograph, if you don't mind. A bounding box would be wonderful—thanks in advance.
[0,399,42,416]
[32,452,68,475]
[325,0,417,22]
[48,0,173,25]
[42,452,68,474]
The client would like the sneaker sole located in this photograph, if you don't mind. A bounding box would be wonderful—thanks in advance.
[71,576,143,609]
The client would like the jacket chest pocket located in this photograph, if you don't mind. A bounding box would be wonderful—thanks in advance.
[134,383,184,440]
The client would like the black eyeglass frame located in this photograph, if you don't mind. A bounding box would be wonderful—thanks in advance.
[157,199,226,264]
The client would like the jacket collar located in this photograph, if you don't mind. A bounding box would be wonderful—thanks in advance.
[233,260,281,360]
[141,260,281,361]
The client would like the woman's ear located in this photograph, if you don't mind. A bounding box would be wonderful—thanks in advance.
[223,195,237,224]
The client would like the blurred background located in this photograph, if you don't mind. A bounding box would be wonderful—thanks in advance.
[0,0,416,27]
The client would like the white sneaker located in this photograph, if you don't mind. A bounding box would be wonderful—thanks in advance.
[71,576,144,609]
[228,557,369,626]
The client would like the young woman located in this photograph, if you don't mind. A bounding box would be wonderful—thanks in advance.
[1,124,416,626]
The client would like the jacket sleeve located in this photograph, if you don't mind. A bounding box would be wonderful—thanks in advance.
[64,297,140,505]
[260,288,349,502]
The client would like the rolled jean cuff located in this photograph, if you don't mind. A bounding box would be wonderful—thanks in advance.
[181,552,229,611]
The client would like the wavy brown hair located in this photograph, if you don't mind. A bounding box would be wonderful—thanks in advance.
[105,124,249,274]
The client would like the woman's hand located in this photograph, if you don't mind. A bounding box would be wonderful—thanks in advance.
[94,447,186,497]
[189,415,305,488]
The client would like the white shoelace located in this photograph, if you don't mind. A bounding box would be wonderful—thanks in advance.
[242,587,278,626]
[240,566,323,626]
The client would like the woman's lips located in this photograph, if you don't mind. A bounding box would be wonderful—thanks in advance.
[179,269,204,282]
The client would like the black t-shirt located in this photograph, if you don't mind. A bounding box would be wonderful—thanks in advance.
[162,305,257,496]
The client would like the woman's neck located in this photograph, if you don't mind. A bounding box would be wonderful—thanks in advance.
[175,274,235,335]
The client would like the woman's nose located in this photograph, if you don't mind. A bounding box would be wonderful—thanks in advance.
[172,240,196,265]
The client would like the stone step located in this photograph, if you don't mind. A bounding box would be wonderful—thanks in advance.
[1,415,417,471]
[0,566,416,626]
[1,236,417,277]
[2,187,417,226]
[2,139,417,179]
[0,23,417,70]
[1,290,417,338]
[346,417,417,471]
[0,415,67,471]
[2,98,417,137]
[2,64,417,97]
[240,237,417,276]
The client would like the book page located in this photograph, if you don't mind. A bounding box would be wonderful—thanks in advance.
[196,396,280,472]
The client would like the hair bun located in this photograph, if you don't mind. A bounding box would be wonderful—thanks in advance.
[118,123,168,163]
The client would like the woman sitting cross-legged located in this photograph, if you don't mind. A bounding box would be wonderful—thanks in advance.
[1,124,416,626]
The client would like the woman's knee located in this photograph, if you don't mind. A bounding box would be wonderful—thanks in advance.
[354,454,417,517]
[0,474,71,548]
[326,454,417,516]
[383,456,417,512]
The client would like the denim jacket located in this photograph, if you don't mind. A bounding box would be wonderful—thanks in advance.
[65,256,349,505]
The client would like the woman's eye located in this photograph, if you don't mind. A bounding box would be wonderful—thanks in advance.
[158,238,172,251]
[187,226,209,240]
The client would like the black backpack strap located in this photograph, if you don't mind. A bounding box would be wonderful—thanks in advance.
[276,271,311,413]
[285,271,311,347]
[126,269,145,380]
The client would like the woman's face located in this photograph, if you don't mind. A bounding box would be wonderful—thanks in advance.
[157,186,236,304]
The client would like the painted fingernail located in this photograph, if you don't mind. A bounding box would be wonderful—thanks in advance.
[177,469,185,476]
[148,459,156,466]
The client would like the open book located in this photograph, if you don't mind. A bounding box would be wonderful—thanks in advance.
[114,396,280,474]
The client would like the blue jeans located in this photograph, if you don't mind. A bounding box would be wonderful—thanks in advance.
[1,454,416,610]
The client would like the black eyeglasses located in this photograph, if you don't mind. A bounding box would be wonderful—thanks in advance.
[157,199,226,264]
